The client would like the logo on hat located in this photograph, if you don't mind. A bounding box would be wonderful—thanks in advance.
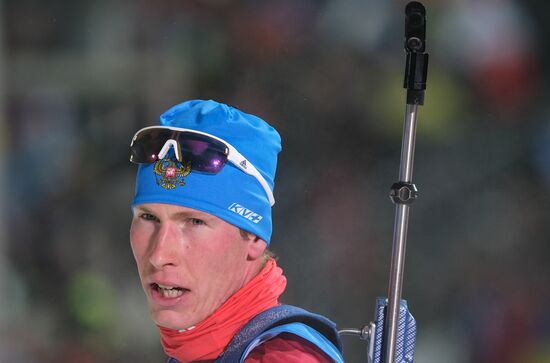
[228,203,263,224]
[153,157,192,190]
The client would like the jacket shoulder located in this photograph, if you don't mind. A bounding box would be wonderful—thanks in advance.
[216,304,343,363]
[244,333,335,362]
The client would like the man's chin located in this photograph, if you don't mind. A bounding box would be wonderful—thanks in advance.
[151,309,197,331]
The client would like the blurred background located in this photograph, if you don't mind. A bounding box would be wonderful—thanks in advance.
[1,0,549,362]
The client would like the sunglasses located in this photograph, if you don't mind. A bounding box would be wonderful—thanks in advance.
[129,126,275,206]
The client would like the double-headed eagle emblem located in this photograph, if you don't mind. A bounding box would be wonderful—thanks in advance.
[153,157,192,190]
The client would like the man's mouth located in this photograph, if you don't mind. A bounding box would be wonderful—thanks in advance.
[151,283,189,298]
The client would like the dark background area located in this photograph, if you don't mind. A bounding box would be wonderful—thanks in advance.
[1,0,549,362]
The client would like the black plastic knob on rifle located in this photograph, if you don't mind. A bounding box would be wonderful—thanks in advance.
[403,2,429,106]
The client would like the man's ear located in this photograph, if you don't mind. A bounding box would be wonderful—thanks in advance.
[247,235,267,261]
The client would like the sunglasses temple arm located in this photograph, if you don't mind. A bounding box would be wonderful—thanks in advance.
[241,163,275,206]
[253,169,275,206]
[228,148,275,206]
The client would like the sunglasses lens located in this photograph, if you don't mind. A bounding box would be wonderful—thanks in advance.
[130,128,228,174]
[130,129,174,163]
[178,134,228,173]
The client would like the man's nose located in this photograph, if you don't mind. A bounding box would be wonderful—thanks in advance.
[149,223,181,269]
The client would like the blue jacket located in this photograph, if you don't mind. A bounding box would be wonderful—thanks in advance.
[167,305,344,362]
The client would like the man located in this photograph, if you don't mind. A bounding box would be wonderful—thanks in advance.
[129,99,344,362]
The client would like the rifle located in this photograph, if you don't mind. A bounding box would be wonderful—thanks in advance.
[339,2,429,362]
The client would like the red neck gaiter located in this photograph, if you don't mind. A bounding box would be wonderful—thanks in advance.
[158,259,287,363]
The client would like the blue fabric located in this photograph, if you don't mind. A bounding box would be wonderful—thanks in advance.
[239,322,344,362]
[132,100,281,243]
[215,304,343,363]
[371,298,416,363]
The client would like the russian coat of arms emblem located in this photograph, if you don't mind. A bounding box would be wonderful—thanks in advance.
[153,157,192,189]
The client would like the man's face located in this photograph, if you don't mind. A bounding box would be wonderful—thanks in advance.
[130,203,262,330]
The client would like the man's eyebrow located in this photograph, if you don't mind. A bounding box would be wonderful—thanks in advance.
[172,210,211,220]
[134,206,152,213]
[132,207,212,220]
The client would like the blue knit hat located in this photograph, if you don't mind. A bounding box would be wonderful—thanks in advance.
[132,100,281,244]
